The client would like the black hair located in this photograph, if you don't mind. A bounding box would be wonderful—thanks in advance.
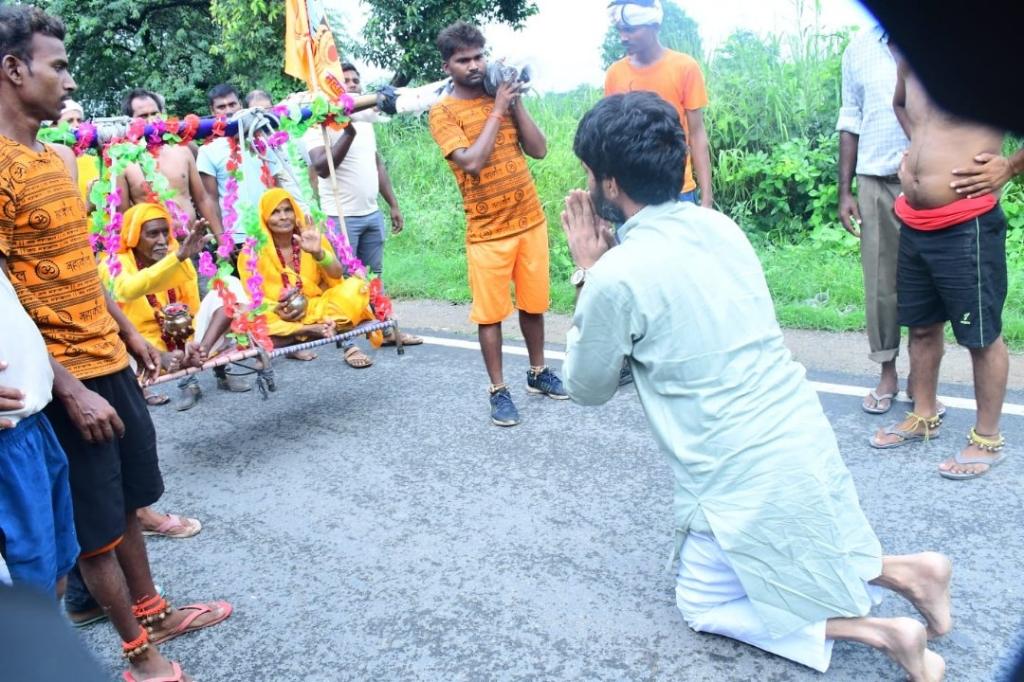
[436,21,485,62]
[0,5,66,64]
[573,92,687,206]
[245,89,272,107]
[341,62,358,74]
[121,87,164,116]
[206,83,240,106]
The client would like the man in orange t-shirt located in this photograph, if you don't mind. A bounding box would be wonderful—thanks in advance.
[429,21,568,427]
[604,0,713,208]
[0,7,230,680]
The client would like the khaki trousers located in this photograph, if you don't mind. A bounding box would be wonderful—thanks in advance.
[856,175,902,363]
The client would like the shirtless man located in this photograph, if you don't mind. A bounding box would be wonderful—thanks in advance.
[870,57,1024,480]
[117,88,223,238]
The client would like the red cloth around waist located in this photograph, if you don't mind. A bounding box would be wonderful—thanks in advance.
[894,193,998,231]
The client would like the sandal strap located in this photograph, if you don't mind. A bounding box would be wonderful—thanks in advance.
[967,427,1005,452]
[173,603,214,631]
[954,450,1001,466]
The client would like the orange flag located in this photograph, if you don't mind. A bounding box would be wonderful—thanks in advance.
[284,0,347,102]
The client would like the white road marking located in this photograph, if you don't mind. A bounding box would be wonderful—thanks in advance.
[417,335,1024,418]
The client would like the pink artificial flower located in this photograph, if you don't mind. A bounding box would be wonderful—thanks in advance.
[198,251,217,277]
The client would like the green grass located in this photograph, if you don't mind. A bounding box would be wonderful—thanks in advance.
[376,88,1024,350]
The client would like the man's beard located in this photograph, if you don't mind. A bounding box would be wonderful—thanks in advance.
[592,182,627,224]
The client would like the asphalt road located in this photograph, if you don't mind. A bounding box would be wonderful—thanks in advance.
[78,331,1024,681]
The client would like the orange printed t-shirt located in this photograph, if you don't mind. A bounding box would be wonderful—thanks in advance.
[605,50,709,193]
[428,95,546,244]
[0,137,128,379]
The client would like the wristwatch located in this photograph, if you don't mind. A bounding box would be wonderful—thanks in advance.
[570,267,587,287]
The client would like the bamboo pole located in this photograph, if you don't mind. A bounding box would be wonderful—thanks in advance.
[305,36,353,255]
[148,319,397,386]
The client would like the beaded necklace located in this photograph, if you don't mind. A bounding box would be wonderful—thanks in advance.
[274,235,303,291]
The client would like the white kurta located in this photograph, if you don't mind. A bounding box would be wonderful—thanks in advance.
[563,201,883,639]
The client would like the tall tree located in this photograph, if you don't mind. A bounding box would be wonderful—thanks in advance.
[35,0,540,116]
[39,0,222,116]
[360,0,539,86]
[600,1,703,69]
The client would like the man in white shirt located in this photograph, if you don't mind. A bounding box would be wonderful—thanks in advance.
[836,26,910,415]
[304,63,403,278]
[304,62,421,351]
[0,269,78,597]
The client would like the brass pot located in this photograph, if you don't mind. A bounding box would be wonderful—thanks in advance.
[278,288,308,319]
[161,303,193,342]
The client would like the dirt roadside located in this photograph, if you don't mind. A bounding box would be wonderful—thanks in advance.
[393,299,1024,390]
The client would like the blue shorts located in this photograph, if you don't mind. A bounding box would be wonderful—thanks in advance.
[0,413,79,594]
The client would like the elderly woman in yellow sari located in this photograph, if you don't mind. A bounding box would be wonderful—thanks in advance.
[238,188,376,365]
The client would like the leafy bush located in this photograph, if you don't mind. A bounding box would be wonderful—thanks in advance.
[375,29,1024,345]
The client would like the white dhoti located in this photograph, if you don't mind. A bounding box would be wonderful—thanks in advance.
[675,532,885,673]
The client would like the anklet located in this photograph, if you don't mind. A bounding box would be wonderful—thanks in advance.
[905,411,942,440]
[133,594,171,629]
[489,383,507,394]
[968,427,1005,452]
[122,626,150,660]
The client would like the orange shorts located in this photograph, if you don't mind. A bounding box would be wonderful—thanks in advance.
[466,225,550,325]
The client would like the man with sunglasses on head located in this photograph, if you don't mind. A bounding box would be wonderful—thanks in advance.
[604,0,713,208]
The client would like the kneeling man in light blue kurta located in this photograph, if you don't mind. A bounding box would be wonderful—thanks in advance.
[559,91,951,681]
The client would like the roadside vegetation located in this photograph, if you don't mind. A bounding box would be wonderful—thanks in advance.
[377,23,1024,347]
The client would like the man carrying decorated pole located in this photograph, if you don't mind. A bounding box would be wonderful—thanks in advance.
[197,83,288,259]
[284,0,404,365]
[302,60,423,363]
[428,21,568,427]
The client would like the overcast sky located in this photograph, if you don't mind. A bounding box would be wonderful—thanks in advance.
[330,0,876,92]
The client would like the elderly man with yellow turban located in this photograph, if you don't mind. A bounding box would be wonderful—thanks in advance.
[99,203,251,408]
[239,188,376,365]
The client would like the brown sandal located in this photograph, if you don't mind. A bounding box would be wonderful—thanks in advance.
[343,345,373,369]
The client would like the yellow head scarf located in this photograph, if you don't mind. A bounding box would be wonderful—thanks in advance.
[119,203,175,253]
[258,188,305,239]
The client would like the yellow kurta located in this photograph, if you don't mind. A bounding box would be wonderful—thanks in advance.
[99,252,201,352]
[238,234,373,338]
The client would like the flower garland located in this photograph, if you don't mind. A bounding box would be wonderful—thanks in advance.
[41,93,394,354]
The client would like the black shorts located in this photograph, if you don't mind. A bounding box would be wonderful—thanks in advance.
[897,205,1007,348]
[43,367,163,555]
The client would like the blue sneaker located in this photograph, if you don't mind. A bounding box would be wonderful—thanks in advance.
[526,367,569,400]
[489,386,521,426]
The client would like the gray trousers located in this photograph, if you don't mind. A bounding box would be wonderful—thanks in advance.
[856,175,902,363]
[332,211,386,276]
